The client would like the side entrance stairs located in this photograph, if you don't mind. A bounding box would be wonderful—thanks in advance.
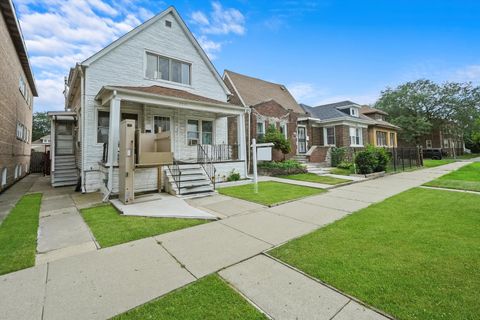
[52,155,78,187]
[165,163,215,197]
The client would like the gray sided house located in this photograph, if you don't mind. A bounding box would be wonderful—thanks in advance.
[50,7,248,197]
[223,70,307,168]
[299,101,374,163]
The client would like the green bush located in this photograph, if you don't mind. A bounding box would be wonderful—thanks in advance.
[331,147,347,167]
[261,124,291,154]
[258,160,304,170]
[337,161,354,170]
[354,145,390,174]
[226,169,241,182]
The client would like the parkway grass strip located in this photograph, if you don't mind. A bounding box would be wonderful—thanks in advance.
[0,193,42,275]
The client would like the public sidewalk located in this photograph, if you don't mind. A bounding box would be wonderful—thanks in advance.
[0,161,470,320]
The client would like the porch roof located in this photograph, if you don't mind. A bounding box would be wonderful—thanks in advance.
[96,85,246,115]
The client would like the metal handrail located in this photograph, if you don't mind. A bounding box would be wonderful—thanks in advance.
[167,158,182,195]
[197,144,216,190]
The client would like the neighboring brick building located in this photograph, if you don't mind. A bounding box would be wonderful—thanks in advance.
[223,70,307,169]
[360,106,399,148]
[0,0,37,191]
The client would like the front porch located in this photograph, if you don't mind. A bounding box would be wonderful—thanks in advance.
[95,85,247,196]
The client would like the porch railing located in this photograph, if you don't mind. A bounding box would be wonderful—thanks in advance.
[168,158,182,195]
[102,142,108,163]
[198,144,239,162]
[197,144,216,190]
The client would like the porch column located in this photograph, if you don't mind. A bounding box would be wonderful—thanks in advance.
[237,112,246,161]
[107,97,121,166]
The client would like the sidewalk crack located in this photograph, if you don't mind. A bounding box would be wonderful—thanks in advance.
[40,262,50,320]
[156,240,197,280]
[329,300,351,320]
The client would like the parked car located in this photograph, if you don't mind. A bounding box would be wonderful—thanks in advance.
[423,148,443,160]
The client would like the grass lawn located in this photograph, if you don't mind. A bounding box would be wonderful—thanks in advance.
[81,204,207,247]
[453,153,480,160]
[218,181,325,206]
[329,167,353,176]
[422,159,456,168]
[270,188,480,320]
[424,162,480,192]
[0,193,42,275]
[277,173,350,185]
[113,274,266,320]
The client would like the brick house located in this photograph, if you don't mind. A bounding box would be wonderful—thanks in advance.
[402,124,464,157]
[299,101,374,163]
[223,70,307,169]
[360,106,399,148]
[0,0,37,191]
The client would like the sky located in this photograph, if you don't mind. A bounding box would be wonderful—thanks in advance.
[13,0,480,112]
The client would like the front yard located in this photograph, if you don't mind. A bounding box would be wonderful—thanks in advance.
[0,193,42,275]
[269,188,480,320]
[277,173,350,185]
[81,204,207,247]
[114,274,266,320]
[424,162,480,192]
[218,181,325,206]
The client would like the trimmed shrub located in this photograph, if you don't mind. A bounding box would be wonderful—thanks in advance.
[337,161,354,170]
[354,145,390,174]
[258,160,307,176]
[261,124,291,155]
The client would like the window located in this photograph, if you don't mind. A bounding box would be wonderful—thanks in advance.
[279,123,287,138]
[375,114,384,121]
[426,140,432,149]
[97,111,110,144]
[376,131,387,146]
[349,127,363,146]
[324,127,335,145]
[145,52,191,85]
[443,138,450,149]
[350,108,359,117]
[154,116,170,133]
[165,20,172,28]
[19,76,26,96]
[389,132,395,146]
[187,120,199,146]
[202,121,213,145]
[16,122,24,140]
[256,121,265,140]
[2,168,7,187]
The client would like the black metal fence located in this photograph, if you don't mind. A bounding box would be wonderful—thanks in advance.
[30,151,50,175]
[197,144,239,162]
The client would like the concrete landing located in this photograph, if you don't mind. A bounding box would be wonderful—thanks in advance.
[111,193,216,220]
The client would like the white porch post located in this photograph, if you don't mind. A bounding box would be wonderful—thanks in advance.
[237,112,246,162]
[107,97,121,192]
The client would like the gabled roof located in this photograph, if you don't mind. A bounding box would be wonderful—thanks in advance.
[0,0,37,96]
[81,6,230,96]
[106,85,233,106]
[360,106,399,129]
[360,106,388,116]
[224,70,306,114]
[305,101,374,123]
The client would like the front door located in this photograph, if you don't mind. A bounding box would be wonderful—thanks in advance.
[55,120,74,155]
[297,127,307,154]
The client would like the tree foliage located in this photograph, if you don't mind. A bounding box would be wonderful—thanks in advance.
[261,124,291,155]
[32,112,50,141]
[374,80,480,147]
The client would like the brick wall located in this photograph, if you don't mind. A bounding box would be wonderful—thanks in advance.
[0,12,33,191]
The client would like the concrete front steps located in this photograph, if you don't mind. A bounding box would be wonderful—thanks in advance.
[305,162,330,175]
[165,163,215,197]
[52,155,78,187]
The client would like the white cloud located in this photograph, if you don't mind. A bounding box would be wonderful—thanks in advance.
[191,11,209,26]
[18,0,155,111]
[191,2,245,35]
[197,35,222,60]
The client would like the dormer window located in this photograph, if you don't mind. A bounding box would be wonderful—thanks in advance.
[145,52,191,85]
[350,108,359,117]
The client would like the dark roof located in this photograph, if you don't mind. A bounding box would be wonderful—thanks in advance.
[109,85,234,106]
[305,100,373,122]
[224,70,306,114]
[0,1,37,96]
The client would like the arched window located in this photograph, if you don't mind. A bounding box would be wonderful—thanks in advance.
[1,168,7,187]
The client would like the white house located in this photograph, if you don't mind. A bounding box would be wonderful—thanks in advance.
[50,6,247,197]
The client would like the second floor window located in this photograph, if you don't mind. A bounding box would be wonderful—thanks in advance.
[146,52,191,85]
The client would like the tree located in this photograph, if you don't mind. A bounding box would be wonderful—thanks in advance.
[261,124,291,155]
[32,112,50,141]
[374,79,480,147]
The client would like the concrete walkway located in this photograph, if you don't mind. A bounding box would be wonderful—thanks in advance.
[0,174,38,224]
[33,176,99,265]
[0,161,470,320]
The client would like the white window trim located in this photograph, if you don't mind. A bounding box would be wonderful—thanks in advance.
[323,127,336,146]
[350,107,359,117]
[349,127,363,147]
[279,122,288,138]
[152,115,172,134]
[144,50,193,87]
[426,139,432,149]
[186,118,215,146]
[256,121,265,137]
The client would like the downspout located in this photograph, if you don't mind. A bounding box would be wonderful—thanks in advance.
[79,66,87,193]
[104,90,118,202]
